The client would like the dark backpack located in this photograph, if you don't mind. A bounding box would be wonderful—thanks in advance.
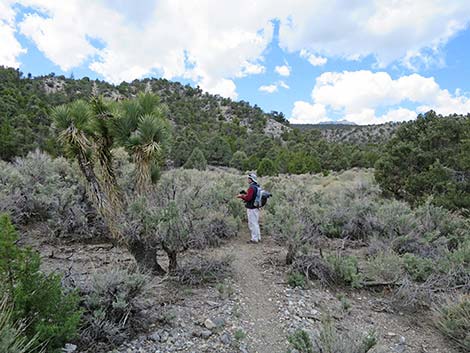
[254,186,272,208]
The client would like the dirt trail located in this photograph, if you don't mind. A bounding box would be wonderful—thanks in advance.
[222,234,288,353]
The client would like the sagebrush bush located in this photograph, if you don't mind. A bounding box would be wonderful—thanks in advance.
[364,252,404,283]
[326,253,362,288]
[0,151,103,238]
[80,268,148,346]
[122,169,242,271]
[402,253,435,282]
[434,296,470,352]
[313,316,377,353]
[0,214,81,352]
[288,316,377,353]
[172,257,232,286]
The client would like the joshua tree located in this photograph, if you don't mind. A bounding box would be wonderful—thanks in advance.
[52,93,171,274]
[113,93,171,194]
[52,100,108,213]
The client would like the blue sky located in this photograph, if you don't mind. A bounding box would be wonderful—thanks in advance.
[1,0,470,125]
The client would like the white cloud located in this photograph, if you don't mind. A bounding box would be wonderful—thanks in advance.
[291,70,470,124]
[259,84,278,93]
[2,0,470,98]
[300,49,327,66]
[13,0,276,98]
[237,61,266,77]
[275,63,290,76]
[279,0,470,67]
[259,80,289,94]
[290,102,329,124]
[0,0,26,67]
[343,108,417,125]
[278,80,289,89]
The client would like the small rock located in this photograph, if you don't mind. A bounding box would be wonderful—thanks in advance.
[149,332,161,342]
[386,332,397,338]
[204,318,217,329]
[220,332,231,345]
[239,344,249,353]
[212,317,226,328]
[160,330,169,343]
[62,343,77,353]
[201,329,213,339]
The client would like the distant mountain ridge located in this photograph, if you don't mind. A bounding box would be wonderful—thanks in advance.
[317,119,356,125]
[292,121,403,144]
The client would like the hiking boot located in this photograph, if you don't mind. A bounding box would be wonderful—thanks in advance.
[246,240,258,244]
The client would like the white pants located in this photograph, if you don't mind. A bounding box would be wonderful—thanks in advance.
[247,208,261,242]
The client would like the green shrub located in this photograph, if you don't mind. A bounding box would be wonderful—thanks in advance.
[0,151,103,238]
[0,214,81,352]
[287,272,306,288]
[234,329,246,341]
[288,317,377,353]
[364,252,404,283]
[288,329,313,353]
[312,316,377,353]
[403,253,434,282]
[434,296,470,351]
[327,254,362,288]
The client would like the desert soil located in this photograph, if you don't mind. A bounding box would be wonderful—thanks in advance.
[32,229,458,353]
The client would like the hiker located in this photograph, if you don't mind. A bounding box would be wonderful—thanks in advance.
[237,173,261,243]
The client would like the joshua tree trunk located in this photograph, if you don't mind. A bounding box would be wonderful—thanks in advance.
[76,150,108,212]
[128,239,166,275]
[167,251,178,272]
[286,241,298,265]
[162,242,178,272]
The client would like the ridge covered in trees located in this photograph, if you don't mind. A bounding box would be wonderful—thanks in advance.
[0,66,381,174]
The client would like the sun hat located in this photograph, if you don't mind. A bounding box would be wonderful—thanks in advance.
[248,173,258,184]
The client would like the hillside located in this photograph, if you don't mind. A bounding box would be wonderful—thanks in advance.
[0,66,384,173]
[292,121,402,144]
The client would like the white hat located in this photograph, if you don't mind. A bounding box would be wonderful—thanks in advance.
[248,173,258,183]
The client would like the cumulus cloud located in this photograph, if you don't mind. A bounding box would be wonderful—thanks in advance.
[259,84,278,93]
[278,0,470,67]
[2,0,470,99]
[12,0,276,98]
[275,62,291,76]
[300,49,327,66]
[259,80,289,93]
[290,102,329,124]
[0,0,26,67]
[292,70,470,125]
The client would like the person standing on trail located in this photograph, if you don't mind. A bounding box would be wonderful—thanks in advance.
[237,173,261,243]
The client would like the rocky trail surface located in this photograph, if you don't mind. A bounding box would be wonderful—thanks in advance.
[36,230,458,353]
[221,235,288,353]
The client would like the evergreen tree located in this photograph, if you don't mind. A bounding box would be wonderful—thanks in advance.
[206,136,232,165]
[172,139,192,167]
[257,158,278,176]
[230,150,248,170]
[0,213,81,351]
[183,148,207,170]
[0,120,16,161]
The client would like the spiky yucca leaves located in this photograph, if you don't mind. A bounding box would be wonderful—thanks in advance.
[52,101,108,212]
[0,296,41,353]
[89,96,122,209]
[130,114,170,193]
[114,93,171,194]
